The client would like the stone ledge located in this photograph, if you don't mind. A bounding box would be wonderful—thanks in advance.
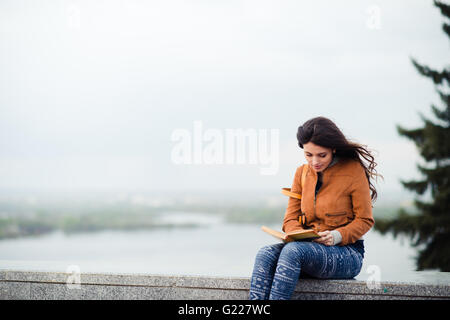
[1,270,449,300]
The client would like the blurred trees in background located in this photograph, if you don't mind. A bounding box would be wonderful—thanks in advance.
[375,1,450,271]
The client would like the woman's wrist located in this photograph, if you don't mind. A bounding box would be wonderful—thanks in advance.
[330,230,342,245]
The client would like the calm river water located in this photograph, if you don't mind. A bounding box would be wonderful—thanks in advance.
[0,212,448,284]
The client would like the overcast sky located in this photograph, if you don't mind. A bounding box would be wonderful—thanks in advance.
[0,0,448,202]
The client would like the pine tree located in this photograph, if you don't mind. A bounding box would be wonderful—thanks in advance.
[374,0,450,271]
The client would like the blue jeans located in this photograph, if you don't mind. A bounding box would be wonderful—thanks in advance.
[249,241,363,300]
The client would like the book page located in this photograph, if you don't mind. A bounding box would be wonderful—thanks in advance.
[261,226,287,241]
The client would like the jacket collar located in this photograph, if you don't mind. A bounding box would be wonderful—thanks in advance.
[328,154,339,169]
[308,155,340,177]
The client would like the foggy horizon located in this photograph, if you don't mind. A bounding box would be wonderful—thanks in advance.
[1,0,447,201]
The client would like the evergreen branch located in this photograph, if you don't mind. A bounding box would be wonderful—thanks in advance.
[434,0,450,19]
[417,115,450,161]
[430,104,450,124]
[436,89,450,107]
[396,123,424,145]
[410,57,450,86]
[374,208,450,248]
[397,111,450,161]
[399,178,428,195]
[416,163,450,181]
[413,195,450,220]
[416,232,450,271]
[444,23,450,38]
[374,209,421,240]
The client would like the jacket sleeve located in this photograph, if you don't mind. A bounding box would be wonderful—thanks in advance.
[282,165,304,233]
[335,162,375,245]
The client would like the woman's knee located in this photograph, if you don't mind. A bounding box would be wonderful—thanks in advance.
[256,243,284,261]
[279,241,306,261]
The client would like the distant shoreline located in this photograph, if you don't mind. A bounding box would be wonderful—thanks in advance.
[0,201,410,240]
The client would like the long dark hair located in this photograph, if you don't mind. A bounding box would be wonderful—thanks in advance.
[297,116,382,202]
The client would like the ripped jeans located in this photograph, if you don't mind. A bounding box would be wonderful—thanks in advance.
[249,241,363,300]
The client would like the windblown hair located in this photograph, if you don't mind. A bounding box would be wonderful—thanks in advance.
[297,116,382,202]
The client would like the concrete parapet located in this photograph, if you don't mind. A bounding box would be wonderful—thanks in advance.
[0,270,449,300]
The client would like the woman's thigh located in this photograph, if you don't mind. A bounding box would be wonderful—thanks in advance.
[281,241,363,279]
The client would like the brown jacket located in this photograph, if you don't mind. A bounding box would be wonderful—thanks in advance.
[282,157,375,246]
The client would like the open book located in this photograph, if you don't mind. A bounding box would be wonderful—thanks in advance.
[261,225,320,243]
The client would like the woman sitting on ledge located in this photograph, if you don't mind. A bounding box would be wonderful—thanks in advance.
[249,116,381,300]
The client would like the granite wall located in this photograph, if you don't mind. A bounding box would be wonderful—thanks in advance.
[1,270,449,300]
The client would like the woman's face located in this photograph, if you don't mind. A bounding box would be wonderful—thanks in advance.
[303,142,335,173]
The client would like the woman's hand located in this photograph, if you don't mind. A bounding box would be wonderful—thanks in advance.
[313,230,334,246]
